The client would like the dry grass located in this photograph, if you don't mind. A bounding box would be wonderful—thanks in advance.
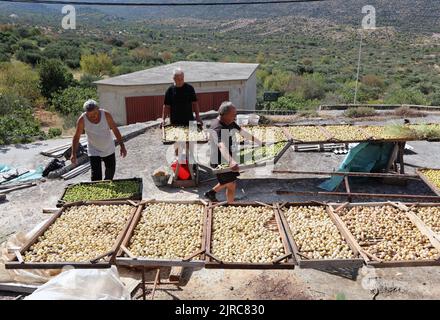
[393,106,426,118]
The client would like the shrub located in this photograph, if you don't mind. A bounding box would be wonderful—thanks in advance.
[384,88,430,105]
[0,93,42,145]
[268,92,320,111]
[48,127,62,138]
[42,41,81,69]
[78,74,102,88]
[39,59,74,99]
[344,107,377,118]
[393,106,425,117]
[51,86,98,116]
[80,53,113,77]
[15,49,43,66]
[0,61,41,103]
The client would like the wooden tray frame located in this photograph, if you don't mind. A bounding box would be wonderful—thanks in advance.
[204,201,296,269]
[237,124,291,144]
[57,177,143,207]
[115,199,208,268]
[6,201,139,269]
[162,125,208,145]
[283,124,440,145]
[328,201,440,268]
[277,202,364,269]
[212,141,293,174]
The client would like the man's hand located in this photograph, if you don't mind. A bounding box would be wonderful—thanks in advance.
[230,160,239,172]
[70,154,77,165]
[120,144,127,158]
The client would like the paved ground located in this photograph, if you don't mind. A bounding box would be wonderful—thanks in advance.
[1,113,440,299]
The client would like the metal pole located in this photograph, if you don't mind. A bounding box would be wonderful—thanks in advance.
[354,31,364,104]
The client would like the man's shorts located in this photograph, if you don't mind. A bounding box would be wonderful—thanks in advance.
[216,171,240,185]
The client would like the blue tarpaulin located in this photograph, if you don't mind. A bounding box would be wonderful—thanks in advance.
[319,142,396,191]
[4,166,44,184]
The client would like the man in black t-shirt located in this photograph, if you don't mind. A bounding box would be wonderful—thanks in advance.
[162,68,202,126]
[205,102,264,203]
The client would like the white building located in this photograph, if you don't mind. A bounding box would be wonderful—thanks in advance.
[95,61,259,125]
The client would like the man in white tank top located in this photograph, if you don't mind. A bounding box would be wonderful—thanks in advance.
[71,99,127,181]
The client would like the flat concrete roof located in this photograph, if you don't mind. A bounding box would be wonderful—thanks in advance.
[95,61,259,86]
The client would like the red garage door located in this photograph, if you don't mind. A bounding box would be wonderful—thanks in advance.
[125,91,229,124]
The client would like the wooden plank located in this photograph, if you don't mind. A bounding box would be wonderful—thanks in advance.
[272,170,419,179]
[327,206,371,263]
[273,206,294,265]
[276,204,301,265]
[404,210,440,252]
[276,190,440,201]
[205,261,295,270]
[115,257,204,268]
[344,176,352,202]
[5,262,111,269]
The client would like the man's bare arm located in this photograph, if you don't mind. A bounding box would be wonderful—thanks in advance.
[71,117,84,165]
[105,112,127,157]
[162,105,170,126]
[192,101,202,123]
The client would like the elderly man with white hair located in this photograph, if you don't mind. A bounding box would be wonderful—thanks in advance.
[162,68,202,126]
[71,99,127,181]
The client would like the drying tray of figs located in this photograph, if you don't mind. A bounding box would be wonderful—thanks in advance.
[162,125,208,144]
[115,200,207,268]
[211,141,292,174]
[284,124,440,145]
[236,125,291,144]
[6,201,139,269]
[416,168,440,197]
[204,202,296,269]
[57,178,143,207]
[277,202,364,269]
[328,202,440,268]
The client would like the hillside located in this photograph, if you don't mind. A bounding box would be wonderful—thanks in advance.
[0,0,439,32]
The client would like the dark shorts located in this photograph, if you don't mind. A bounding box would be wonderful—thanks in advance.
[216,171,240,185]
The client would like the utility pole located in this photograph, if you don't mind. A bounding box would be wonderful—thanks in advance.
[354,31,364,105]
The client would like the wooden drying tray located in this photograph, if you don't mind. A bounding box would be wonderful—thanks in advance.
[284,123,440,145]
[416,168,440,197]
[211,141,292,174]
[237,124,291,144]
[115,199,208,268]
[276,201,364,269]
[327,201,440,268]
[162,125,209,145]
[5,200,139,270]
[57,177,143,208]
[204,201,296,269]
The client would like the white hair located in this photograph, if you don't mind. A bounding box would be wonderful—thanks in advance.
[218,101,235,116]
[173,68,184,76]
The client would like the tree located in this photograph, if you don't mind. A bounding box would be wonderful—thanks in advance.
[43,41,82,69]
[51,86,98,116]
[384,88,430,105]
[80,53,113,77]
[0,93,43,145]
[39,59,74,99]
[0,61,41,103]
